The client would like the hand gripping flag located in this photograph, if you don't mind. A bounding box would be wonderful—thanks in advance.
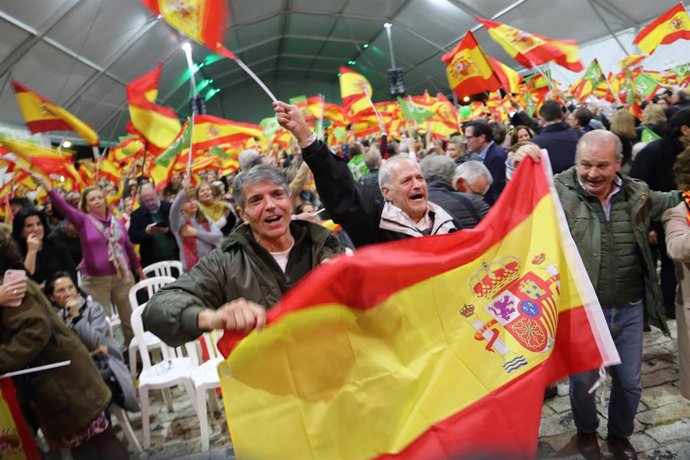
[442,31,501,99]
[477,17,583,72]
[12,81,99,146]
[633,3,690,54]
[217,155,619,459]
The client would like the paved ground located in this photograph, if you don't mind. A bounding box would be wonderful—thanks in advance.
[117,319,690,459]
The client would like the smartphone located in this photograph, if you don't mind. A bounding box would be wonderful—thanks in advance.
[3,269,27,307]
[150,221,168,228]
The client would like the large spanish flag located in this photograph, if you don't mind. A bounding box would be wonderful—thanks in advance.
[141,0,236,59]
[477,17,583,72]
[191,114,263,151]
[0,379,40,460]
[217,156,619,459]
[633,3,690,54]
[127,64,182,151]
[442,31,501,98]
[12,81,99,146]
[339,66,373,116]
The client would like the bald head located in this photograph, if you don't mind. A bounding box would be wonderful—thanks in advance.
[576,130,623,163]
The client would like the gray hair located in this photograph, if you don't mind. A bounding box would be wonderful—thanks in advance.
[364,147,382,171]
[420,154,455,184]
[232,165,288,209]
[576,130,623,162]
[378,154,417,189]
[454,160,493,188]
[238,149,262,170]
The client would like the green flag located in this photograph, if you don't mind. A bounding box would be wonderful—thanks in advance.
[260,117,281,138]
[397,97,434,123]
[670,62,690,79]
[640,127,661,143]
[633,73,659,101]
[154,120,191,167]
[583,59,605,85]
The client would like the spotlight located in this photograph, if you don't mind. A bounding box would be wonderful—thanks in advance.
[384,22,392,29]
[181,42,192,53]
[363,43,369,49]
[61,140,72,148]
[462,96,470,102]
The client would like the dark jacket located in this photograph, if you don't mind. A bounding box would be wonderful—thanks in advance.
[23,239,77,285]
[361,169,384,204]
[128,200,179,268]
[531,121,583,174]
[426,180,489,229]
[302,140,456,247]
[555,168,680,333]
[629,136,685,192]
[143,221,343,346]
[0,280,111,440]
[481,142,507,206]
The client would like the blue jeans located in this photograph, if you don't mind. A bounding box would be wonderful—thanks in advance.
[569,299,644,438]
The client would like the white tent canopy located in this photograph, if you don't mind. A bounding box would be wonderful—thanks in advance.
[0,0,684,144]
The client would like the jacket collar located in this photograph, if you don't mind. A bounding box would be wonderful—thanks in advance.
[379,201,456,238]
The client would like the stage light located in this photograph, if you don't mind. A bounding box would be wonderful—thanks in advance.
[61,140,72,148]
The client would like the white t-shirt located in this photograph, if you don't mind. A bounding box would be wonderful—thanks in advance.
[269,238,294,273]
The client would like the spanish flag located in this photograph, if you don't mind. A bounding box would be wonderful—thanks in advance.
[477,17,583,72]
[487,56,522,94]
[633,3,690,54]
[339,66,373,116]
[12,81,99,146]
[141,0,236,59]
[127,64,182,151]
[573,58,608,100]
[217,156,619,459]
[191,115,263,151]
[442,31,501,99]
[0,379,40,460]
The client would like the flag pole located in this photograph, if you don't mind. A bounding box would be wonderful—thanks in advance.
[318,93,325,140]
[182,43,197,177]
[92,146,101,183]
[363,87,386,132]
[234,58,278,102]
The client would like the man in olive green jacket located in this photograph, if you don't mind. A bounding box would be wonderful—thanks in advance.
[510,130,679,460]
[143,166,343,347]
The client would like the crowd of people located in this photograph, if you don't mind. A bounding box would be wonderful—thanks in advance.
[1,86,690,459]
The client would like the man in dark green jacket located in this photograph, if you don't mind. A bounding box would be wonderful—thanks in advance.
[143,166,343,347]
[509,130,679,460]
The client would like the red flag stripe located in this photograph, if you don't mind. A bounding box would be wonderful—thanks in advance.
[219,158,551,355]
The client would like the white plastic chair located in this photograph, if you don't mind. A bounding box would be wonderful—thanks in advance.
[142,260,184,279]
[131,304,198,450]
[185,331,224,451]
[127,277,175,380]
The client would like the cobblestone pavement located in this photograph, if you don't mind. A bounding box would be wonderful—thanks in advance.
[117,319,689,459]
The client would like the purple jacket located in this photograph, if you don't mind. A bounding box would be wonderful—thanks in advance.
[49,190,141,277]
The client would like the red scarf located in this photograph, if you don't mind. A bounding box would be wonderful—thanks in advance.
[181,219,211,269]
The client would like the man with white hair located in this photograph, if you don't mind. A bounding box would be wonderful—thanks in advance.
[510,130,679,460]
[128,182,178,268]
[274,101,457,247]
[454,160,493,200]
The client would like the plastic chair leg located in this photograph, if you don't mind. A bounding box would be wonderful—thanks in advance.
[140,387,151,450]
[197,389,210,451]
[112,405,142,453]
[162,387,174,412]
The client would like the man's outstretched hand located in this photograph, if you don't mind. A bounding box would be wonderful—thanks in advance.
[273,101,313,144]
[197,298,267,334]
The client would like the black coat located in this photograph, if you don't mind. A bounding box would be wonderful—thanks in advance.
[629,136,685,192]
[426,180,489,229]
[531,121,583,174]
[128,200,179,268]
[481,142,507,207]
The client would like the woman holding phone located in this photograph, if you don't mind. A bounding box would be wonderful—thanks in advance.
[0,233,129,459]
